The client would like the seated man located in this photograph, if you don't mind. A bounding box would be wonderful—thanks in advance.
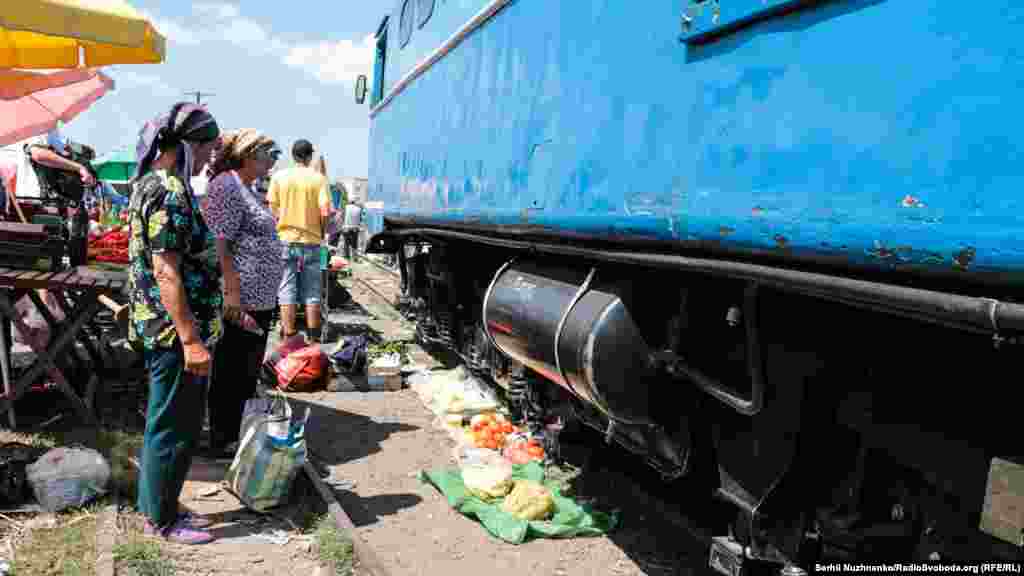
[27,129,96,190]
[24,128,97,265]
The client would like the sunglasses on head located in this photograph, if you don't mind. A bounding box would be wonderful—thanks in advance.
[250,148,280,162]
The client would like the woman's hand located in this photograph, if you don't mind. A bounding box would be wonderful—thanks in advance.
[152,251,210,377]
[223,289,242,326]
[78,165,96,186]
[216,238,243,327]
[183,341,212,376]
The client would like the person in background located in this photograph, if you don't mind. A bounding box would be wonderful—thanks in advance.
[341,198,363,261]
[0,163,10,216]
[25,128,97,189]
[202,129,283,458]
[268,139,331,343]
[128,102,222,545]
[313,153,328,178]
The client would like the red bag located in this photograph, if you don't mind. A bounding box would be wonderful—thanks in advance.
[272,345,328,393]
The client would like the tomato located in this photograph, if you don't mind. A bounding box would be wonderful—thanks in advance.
[508,447,530,465]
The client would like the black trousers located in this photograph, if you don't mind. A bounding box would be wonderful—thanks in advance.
[342,230,359,260]
[208,308,274,452]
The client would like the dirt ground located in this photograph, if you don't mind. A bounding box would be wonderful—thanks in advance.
[118,457,324,576]
[285,258,716,576]
[0,340,325,575]
[1,257,716,575]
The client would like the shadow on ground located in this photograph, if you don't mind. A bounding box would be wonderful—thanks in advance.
[285,395,419,469]
[553,423,722,576]
[332,488,423,528]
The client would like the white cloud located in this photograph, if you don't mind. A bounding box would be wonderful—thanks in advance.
[284,34,375,86]
[192,2,241,21]
[142,10,200,45]
[222,18,268,45]
[145,5,372,85]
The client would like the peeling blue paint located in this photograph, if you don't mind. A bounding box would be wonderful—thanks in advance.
[366,1,1024,284]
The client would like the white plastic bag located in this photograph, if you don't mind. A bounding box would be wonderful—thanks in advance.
[26,447,110,513]
[12,291,66,347]
[427,367,499,416]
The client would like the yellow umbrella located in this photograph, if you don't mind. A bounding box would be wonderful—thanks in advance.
[0,0,166,69]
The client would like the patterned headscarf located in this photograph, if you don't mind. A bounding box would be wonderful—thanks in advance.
[207,128,277,180]
[134,102,220,200]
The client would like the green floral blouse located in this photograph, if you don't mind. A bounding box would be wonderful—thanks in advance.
[128,170,223,350]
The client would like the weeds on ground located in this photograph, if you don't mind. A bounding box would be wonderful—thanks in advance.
[112,537,176,576]
[0,424,145,576]
[313,514,355,576]
[6,501,108,576]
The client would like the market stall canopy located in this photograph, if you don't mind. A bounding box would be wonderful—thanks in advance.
[0,0,165,69]
[0,67,102,100]
[93,148,134,182]
[0,68,114,147]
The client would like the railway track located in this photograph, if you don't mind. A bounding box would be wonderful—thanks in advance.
[362,255,400,280]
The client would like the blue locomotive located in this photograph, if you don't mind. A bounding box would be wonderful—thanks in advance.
[356,0,1024,571]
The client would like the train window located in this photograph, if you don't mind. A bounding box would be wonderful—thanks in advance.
[417,0,434,29]
[371,17,388,106]
[399,0,414,49]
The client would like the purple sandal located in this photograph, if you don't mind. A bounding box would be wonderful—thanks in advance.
[179,511,214,529]
[144,516,215,545]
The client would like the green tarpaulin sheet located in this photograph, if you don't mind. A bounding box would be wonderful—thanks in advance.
[418,461,618,544]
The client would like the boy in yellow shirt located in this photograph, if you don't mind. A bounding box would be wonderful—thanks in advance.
[268,139,331,341]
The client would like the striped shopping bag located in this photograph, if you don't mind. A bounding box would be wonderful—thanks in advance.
[225,392,310,512]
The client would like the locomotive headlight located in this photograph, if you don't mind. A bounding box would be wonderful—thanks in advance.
[726,306,742,327]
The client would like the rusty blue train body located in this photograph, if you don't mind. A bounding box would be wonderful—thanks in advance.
[360,0,1024,571]
[367,0,1024,287]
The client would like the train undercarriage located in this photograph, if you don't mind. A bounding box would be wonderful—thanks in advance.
[370,227,1024,573]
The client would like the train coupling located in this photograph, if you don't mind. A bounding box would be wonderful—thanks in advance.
[710,536,807,576]
[709,536,745,576]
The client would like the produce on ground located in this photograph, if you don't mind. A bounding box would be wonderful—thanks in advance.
[469,412,518,451]
[462,460,514,502]
[503,438,545,465]
[368,340,408,363]
[501,479,555,521]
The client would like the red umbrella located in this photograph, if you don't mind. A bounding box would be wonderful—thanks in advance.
[0,68,114,147]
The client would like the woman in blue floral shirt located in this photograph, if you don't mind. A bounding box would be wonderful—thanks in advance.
[128,102,222,545]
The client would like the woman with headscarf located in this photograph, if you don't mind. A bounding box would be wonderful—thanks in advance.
[127,102,222,545]
[202,129,283,457]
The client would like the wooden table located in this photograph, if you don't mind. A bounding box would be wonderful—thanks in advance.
[0,266,128,427]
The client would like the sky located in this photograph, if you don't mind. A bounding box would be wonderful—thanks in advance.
[59,1,389,180]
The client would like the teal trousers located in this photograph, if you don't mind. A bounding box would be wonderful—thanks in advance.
[137,344,206,528]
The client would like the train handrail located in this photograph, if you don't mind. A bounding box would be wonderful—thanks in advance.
[371,227,1024,343]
